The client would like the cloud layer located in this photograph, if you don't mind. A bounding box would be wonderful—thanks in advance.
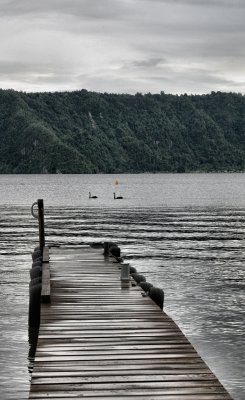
[0,0,244,94]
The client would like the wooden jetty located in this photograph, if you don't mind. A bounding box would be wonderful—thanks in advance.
[29,245,232,399]
[29,200,232,399]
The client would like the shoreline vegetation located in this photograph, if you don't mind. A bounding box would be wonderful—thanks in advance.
[0,89,244,174]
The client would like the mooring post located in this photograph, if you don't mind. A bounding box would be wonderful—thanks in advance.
[31,199,45,255]
[121,263,130,288]
[37,199,45,255]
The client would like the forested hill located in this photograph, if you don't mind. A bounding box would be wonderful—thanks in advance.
[0,89,245,173]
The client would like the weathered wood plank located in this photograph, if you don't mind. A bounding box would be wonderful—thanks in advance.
[33,360,206,369]
[29,386,230,396]
[29,397,232,400]
[31,374,219,384]
[29,396,232,400]
[30,393,231,400]
[32,368,213,377]
[36,344,193,351]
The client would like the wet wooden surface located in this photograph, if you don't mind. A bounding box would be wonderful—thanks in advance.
[29,246,232,399]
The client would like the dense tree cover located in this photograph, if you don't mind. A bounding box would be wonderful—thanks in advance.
[0,89,244,173]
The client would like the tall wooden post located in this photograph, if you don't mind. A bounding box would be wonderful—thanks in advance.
[38,199,45,254]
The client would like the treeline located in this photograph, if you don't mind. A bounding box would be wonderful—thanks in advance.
[0,89,244,173]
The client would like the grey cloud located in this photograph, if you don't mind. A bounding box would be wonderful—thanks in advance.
[0,60,50,74]
[0,0,244,94]
[0,60,75,85]
[0,0,130,20]
[77,66,245,95]
[131,58,167,68]
[145,0,245,7]
[146,67,245,91]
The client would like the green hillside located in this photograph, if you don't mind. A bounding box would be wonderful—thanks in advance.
[0,89,244,173]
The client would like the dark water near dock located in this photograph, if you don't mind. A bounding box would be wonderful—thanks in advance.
[0,173,244,399]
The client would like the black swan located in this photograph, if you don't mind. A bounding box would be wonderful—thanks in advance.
[89,192,98,199]
[114,192,123,199]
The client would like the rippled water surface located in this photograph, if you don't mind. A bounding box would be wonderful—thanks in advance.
[0,174,244,399]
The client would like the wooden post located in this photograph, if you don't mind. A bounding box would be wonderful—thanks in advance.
[38,199,45,254]
[121,263,130,288]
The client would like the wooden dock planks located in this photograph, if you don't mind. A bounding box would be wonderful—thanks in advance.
[29,246,232,399]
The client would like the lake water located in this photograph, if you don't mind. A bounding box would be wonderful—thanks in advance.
[0,173,244,399]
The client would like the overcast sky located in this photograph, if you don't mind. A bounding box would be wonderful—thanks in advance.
[0,0,244,94]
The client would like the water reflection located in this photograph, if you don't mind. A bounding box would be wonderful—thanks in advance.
[28,327,39,374]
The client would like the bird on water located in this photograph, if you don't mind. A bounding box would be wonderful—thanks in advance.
[89,192,98,199]
[113,192,123,199]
